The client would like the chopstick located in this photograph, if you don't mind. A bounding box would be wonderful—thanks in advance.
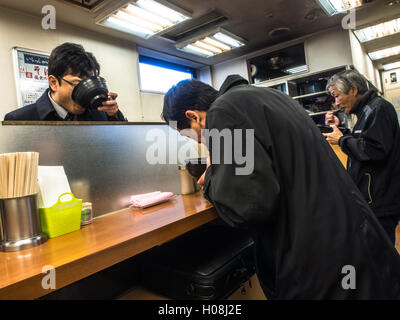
[308,109,343,117]
[0,152,39,199]
[7,153,15,198]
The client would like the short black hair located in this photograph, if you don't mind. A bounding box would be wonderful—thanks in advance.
[48,42,100,86]
[162,79,219,130]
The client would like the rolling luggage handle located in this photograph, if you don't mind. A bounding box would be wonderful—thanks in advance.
[185,283,216,299]
[225,255,254,290]
[225,267,251,287]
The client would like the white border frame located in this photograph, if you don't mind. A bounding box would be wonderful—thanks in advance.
[12,46,50,108]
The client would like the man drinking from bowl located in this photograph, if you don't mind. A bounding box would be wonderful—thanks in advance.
[4,42,127,121]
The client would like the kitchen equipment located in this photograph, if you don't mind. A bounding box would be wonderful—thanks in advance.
[0,193,47,252]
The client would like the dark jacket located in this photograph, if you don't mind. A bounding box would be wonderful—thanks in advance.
[339,90,400,218]
[204,75,400,299]
[4,89,127,121]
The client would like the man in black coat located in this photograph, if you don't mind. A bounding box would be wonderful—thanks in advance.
[324,70,400,244]
[162,75,400,299]
[4,43,126,121]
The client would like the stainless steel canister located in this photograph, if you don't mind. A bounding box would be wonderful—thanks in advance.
[0,194,47,252]
[178,165,196,195]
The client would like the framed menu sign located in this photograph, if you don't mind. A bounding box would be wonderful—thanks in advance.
[12,47,50,107]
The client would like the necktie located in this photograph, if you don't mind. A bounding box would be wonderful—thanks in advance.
[65,113,78,121]
[65,113,74,121]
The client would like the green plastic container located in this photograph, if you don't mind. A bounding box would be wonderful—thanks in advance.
[39,192,82,238]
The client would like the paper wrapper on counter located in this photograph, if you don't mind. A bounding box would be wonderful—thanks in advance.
[130,191,174,208]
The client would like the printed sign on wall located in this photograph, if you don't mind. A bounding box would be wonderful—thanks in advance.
[13,47,50,107]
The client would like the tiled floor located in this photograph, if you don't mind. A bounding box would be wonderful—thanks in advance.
[117,274,267,300]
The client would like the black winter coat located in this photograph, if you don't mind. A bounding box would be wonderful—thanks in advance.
[339,90,400,218]
[203,76,400,299]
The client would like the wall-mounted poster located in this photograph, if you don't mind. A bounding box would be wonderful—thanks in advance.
[12,47,50,107]
[391,72,397,83]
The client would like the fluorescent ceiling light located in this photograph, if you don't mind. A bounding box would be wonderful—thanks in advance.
[135,0,188,24]
[99,0,190,39]
[369,45,400,60]
[106,16,154,39]
[285,65,308,74]
[182,45,215,58]
[354,18,400,42]
[193,41,222,54]
[177,30,245,58]
[115,11,163,33]
[383,61,400,71]
[203,37,231,51]
[213,32,243,48]
[317,0,365,16]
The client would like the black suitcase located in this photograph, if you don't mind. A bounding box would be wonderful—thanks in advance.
[139,223,255,300]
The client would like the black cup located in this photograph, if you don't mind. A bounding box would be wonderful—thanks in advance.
[185,158,207,180]
[317,124,349,134]
[72,76,109,109]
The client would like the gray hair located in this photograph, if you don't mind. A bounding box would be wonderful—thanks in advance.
[326,70,369,95]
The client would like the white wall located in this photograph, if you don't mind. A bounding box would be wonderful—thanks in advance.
[306,29,352,74]
[382,68,400,122]
[0,5,145,121]
[212,58,249,90]
[140,92,164,122]
[198,66,213,86]
[349,30,382,92]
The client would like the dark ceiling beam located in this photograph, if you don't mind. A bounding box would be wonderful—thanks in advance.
[373,54,400,68]
[362,33,400,53]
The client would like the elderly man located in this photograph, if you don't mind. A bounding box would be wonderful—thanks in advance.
[162,75,400,299]
[324,70,400,244]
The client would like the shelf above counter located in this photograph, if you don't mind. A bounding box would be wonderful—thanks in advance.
[292,90,329,100]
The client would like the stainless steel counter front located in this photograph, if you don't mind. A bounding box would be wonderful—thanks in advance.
[0,123,195,217]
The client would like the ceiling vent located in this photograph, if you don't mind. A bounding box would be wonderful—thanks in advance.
[159,10,229,42]
[304,8,326,21]
[268,27,291,37]
[59,0,105,10]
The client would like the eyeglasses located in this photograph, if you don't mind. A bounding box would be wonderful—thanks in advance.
[61,78,81,87]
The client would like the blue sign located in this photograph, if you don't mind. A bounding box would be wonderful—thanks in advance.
[23,53,49,66]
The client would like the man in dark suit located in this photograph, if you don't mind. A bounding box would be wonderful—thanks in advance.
[4,43,127,121]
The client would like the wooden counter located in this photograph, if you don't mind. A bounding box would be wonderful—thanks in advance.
[0,191,217,300]
[330,144,348,168]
